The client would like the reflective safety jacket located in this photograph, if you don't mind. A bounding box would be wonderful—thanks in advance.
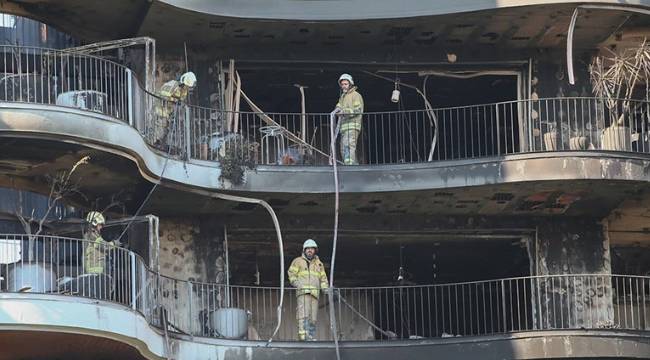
[159,80,189,102]
[83,229,116,274]
[288,255,329,298]
[335,86,364,133]
[156,80,189,118]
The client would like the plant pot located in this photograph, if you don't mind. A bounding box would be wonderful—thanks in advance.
[200,143,209,160]
[569,136,588,150]
[600,126,632,151]
[632,132,650,152]
[7,262,57,293]
[543,131,557,151]
[210,308,248,339]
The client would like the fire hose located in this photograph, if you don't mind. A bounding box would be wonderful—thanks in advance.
[328,109,342,360]
[324,289,398,340]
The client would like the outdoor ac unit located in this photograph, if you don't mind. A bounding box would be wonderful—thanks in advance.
[56,90,107,114]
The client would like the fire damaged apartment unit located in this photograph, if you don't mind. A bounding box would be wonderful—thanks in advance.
[1,1,650,359]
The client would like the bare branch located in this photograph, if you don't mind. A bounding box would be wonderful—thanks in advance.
[11,156,91,262]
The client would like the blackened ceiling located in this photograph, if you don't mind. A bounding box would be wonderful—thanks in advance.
[2,1,647,61]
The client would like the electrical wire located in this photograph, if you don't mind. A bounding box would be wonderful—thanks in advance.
[361,70,438,161]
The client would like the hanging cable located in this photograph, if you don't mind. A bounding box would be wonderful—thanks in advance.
[362,70,438,161]
[114,104,178,244]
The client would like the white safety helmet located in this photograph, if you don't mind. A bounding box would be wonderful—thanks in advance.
[86,211,105,227]
[180,71,197,88]
[338,73,354,86]
[303,239,318,250]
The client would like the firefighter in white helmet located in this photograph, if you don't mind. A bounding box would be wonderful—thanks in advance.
[335,73,364,165]
[153,71,197,148]
[83,211,120,274]
[287,239,329,341]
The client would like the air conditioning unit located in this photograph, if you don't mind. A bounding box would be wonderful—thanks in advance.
[56,90,107,114]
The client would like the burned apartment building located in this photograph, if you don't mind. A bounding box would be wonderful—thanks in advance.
[0,1,650,359]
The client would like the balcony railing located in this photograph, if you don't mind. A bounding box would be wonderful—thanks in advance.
[0,45,132,122]
[183,97,650,166]
[1,234,648,342]
[0,44,649,167]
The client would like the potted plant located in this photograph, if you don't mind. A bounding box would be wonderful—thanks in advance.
[589,41,650,151]
[543,121,558,151]
[569,133,589,150]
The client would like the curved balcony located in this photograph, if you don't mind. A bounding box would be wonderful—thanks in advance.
[0,234,649,359]
[0,45,132,122]
[1,45,650,198]
[155,0,650,21]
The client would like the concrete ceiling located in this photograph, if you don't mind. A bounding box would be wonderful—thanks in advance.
[146,179,643,219]
[138,3,634,55]
[1,0,150,41]
[0,330,147,360]
[1,1,644,59]
[0,137,148,211]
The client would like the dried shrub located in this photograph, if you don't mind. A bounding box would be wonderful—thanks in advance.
[589,40,650,125]
[216,138,256,185]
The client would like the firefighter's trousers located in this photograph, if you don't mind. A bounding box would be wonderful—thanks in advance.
[339,129,360,165]
[296,294,319,341]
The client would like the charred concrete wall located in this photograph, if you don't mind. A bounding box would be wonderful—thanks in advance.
[533,217,614,329]
[533,51,593,100]
[154,53,219,108]
[156,216,225,333]
[535,218,611,275]
[158,216,225,282]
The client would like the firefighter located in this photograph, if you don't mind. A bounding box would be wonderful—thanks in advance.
[335,73,364,165]
[83,211,120,274]
[287,239,329,341]
[153,71,197,147]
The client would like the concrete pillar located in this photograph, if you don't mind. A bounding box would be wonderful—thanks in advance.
[157,216,225,335]
[532,217,614,329]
